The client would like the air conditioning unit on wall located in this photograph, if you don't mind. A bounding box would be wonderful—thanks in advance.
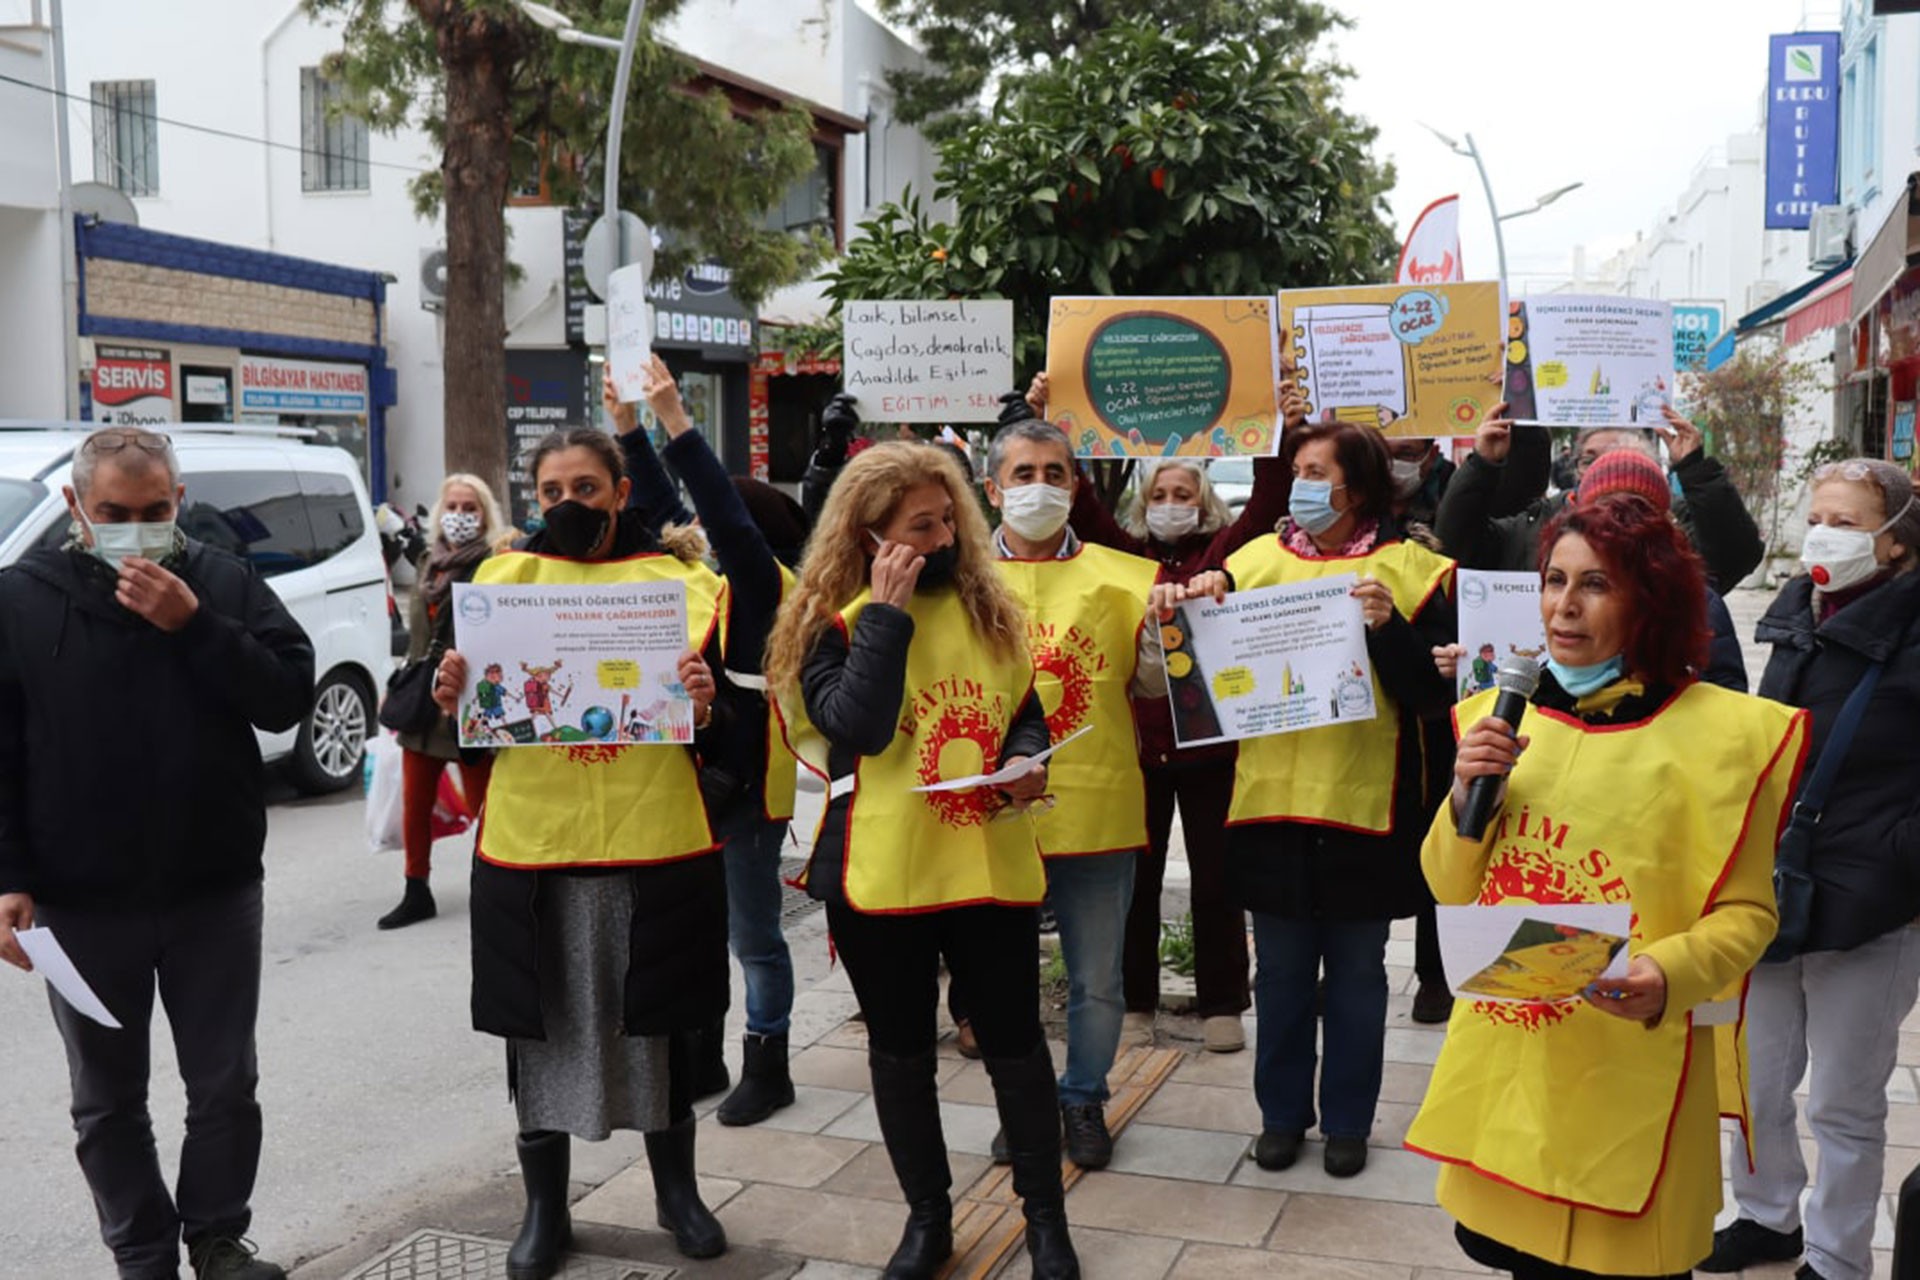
[1808,205,1855,270]
[419,247,448,312]
[1746,280,1785,312]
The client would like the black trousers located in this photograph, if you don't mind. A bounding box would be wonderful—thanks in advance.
[826,901,1043,1059]
[1456,1225,1689,1280]
[39,883,265,1280]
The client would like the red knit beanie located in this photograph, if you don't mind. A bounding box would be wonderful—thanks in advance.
[1578,449,1670,512]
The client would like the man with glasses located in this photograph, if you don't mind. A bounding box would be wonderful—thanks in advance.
[0,428,314,1280]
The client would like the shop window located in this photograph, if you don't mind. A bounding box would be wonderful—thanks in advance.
[91,80,158,197]
[762,142,840,245]
[300,68,370,193]
[177,471,316,577]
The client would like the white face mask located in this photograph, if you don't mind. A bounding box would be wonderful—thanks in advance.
[441,510,483,545]
[998,483,1072,541]
[78,508,176,571]
[1801,498,1911,592]
[1144,502,1201,542]
[1389,457,1426,499]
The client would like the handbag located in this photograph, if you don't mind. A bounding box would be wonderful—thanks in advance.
[1761,657,1886,963]
[378,642,446,735]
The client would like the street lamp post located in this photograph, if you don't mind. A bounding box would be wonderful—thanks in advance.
[1421,125,1582,295]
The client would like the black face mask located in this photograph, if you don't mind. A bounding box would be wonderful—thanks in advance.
[542,499,612,559]
[916,544,958,590]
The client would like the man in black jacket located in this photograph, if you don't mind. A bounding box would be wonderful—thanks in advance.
[0,428,314,1280]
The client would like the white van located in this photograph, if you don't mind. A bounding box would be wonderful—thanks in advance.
[0,424,389,793]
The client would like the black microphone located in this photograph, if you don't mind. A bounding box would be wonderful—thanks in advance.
[1458,655,1543,841]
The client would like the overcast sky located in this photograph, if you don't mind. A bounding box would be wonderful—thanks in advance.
[1326,0,1837,292]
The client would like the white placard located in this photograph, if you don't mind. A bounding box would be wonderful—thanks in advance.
[16,928,121,1029]
[1160,576,1376,747]
[1437,903,1632,1005]
[1455,570,1548,700]
[453,581,693,747]
[1518,295,1675,427]
[606,263,653,404]
[909,724,1094,793]
[843,299,1015,422]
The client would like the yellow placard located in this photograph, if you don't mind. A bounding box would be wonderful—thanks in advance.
[597,659,641,689]
[1277,281,1505,438]
[1211,666,1256,699]
[1046,296,1281,458]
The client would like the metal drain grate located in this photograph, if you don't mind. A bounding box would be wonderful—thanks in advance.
[343,1230,678,1280]
[778,856,821,925]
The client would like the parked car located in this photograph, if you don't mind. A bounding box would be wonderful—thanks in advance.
[1209,456,1253,514]
[0,423,389,794]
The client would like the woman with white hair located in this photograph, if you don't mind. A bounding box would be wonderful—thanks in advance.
[1703,458,1920,1280]
[381,472,506,930]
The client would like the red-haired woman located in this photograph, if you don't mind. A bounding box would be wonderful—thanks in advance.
[1408,493,1809,1279]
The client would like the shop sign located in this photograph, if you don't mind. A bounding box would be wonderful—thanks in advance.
[92,344,174,425]
[1764,33,1841,230]
[237,355,370,415]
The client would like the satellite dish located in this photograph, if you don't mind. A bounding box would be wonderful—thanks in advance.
[71,181,138,226]
[581,212,654,299]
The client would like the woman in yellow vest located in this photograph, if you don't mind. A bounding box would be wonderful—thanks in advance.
[764,441,1080,1280]
[1407,493,1809,1279]
[1209,419,1455,1181]
[431,428,733,1280]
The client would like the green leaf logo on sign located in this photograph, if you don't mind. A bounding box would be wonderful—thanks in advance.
[1083,313,1232,445]
[1790,48,1815,76]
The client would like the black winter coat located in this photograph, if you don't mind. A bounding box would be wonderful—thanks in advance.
[1224,530,1458,921]
[799,599,1050,908]
[1756,570,1920,954]
[0,543,314,909]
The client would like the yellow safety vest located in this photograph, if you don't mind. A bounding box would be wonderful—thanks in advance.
[1405,683,1807,1215]
[720,562,800,824]
[474,549,725,869]
[1222,535,1454,832]
[778,587,1046,913]
[995,543,1158,857]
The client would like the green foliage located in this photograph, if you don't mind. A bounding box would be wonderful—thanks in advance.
[1680,341,1825,519]
[820,23,1397,372]
[1158,911,1197,979]
[304,0,824,306]
[876,0,1346,138]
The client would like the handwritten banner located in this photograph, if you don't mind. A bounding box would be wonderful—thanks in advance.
[843,299,1014,422]
[606,263,653,403]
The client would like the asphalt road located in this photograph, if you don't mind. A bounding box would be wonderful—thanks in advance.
[0,777,517,1278]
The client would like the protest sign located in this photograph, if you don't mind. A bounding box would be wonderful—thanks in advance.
[1046,296,1280,458]
[1437,903,1631,1004]
[1278,281,1504,438]
[1456,570,1548,700]
[843,299,1014,422]
[1507,295,1675,427]
[453,581,694,748]
[1159,576,1375,747]
[606,263,652,403]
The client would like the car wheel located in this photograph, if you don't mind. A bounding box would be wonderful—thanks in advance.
[291,670,372,794]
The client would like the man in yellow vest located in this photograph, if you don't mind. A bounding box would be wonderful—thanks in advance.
[970,418,1169,1169]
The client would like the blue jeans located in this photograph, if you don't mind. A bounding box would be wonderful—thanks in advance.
[1045,851,1136,1107]
[719,807,795,1037]
[1250,912,1390,1139]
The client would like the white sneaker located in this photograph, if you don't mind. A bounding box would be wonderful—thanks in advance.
[1203,1015,1246,1053]
[1120,1011,1155,1048]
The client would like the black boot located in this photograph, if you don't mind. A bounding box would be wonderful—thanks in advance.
[507,1130,571,1280]
[717,1032,796,1127]
[646,1117,727,1259]
[985,1043,1080,1280]
[869,1047,954,1280]
[377,877,435,930]
[689,1019,731,1100]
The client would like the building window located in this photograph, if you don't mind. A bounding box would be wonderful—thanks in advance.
[91,80,157,197]
[762,142,841,245]
[1839,21,1881,209]
[300,68,369,193]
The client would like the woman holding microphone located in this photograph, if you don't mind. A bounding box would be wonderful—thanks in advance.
[765,441,1083,1280]
[431,428,733,1279]
[1408,492,1808,1279]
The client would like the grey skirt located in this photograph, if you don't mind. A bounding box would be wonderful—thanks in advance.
[509,872,672,1139]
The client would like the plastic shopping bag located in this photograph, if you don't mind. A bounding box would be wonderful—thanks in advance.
[430,769,473,840]
[364,732,405,853]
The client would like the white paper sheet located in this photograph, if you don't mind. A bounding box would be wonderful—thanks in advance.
[1436,902,1632,1005]
[909,724,1093,793]
[17,927,121,1029]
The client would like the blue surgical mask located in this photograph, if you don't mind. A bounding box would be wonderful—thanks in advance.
[1288,479,1345,535]
[1546,654,1626,697]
